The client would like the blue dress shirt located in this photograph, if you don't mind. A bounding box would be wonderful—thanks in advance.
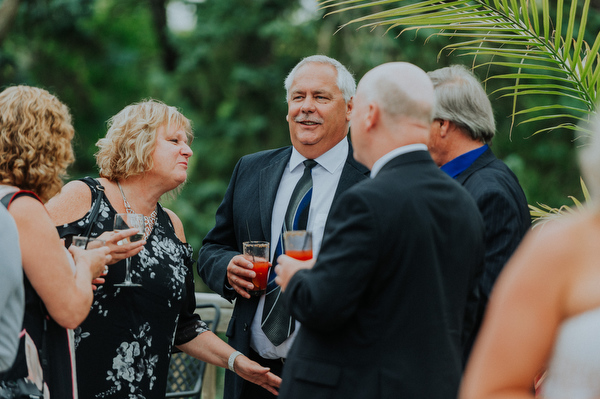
[441,144,489,178]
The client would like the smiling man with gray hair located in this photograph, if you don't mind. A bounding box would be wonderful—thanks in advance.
[198,55,369,399]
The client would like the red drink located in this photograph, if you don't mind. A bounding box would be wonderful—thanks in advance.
[249,261,270,296]
[286,249,313,261]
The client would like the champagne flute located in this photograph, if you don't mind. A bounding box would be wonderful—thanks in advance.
[113,213,144,287]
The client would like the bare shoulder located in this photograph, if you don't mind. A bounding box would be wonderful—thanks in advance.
[164,207,187,243]
[492,213,588,308]
[46,180,93,225]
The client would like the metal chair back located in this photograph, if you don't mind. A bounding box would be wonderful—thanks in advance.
[165,303,222,399]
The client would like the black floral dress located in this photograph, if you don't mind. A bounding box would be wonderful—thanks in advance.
[56,178,208,399]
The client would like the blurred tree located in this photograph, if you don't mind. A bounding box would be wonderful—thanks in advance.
[0,0,20,45]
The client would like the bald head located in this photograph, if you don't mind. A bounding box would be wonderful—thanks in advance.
[350,62,435,170]
[357,62,435,125]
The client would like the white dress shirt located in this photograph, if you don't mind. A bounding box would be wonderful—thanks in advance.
[250,137,349,359]
[370,144,428,178]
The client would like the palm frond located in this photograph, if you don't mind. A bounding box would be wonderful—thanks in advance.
[529,177,592,226]
[319,0,600,134]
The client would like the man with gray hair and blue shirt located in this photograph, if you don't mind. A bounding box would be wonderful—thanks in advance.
[198,55,369,399]
[427,64,530,364]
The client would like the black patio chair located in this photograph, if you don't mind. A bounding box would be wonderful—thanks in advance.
[165,302,222,399]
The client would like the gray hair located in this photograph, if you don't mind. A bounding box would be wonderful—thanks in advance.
[284,55,356,103]
[427,64,496,144]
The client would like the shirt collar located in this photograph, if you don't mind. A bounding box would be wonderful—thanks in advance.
[289,137,349,174]
[370,144,428,178]
[440,144,488,178]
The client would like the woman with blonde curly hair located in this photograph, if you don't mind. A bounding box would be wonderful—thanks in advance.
[46,99,280,398]
[0,85,112,398]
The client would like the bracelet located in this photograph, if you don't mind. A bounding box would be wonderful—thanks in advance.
[228,350,243,373]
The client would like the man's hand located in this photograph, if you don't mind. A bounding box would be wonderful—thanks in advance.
[227,254,259,299]
[274,255,316,291]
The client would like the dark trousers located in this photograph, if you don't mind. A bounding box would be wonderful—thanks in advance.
[240,349,285,399]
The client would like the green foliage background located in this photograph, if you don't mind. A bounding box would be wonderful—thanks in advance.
[1,0,591,292]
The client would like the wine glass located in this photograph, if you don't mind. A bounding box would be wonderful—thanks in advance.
[113,213,144,287]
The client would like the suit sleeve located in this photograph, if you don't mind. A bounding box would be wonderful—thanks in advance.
[284,189,380,332]
[476,190,528,300]
[197,160,243,300]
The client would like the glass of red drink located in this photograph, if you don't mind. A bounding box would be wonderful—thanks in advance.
[283,230,313,260]
[242,241,270,296]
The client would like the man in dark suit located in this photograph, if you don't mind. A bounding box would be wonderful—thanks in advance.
[198,55,369,399]
[274,62,485,399]
[427,64,531,362]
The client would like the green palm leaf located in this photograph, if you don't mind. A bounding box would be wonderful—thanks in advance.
[320,0,600,221]
[319,0,600,135]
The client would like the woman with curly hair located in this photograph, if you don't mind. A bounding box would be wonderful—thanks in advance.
[0,85,112,398]
[46,99,280,398]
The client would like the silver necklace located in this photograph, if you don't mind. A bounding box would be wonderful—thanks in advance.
[117,181,157,239]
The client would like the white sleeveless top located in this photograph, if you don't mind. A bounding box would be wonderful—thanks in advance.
[542,306,600,398]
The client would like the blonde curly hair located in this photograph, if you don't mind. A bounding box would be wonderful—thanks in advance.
[95,99,193,181]
[0,86,75,203]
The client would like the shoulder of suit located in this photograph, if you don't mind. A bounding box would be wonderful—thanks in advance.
[240,146,291,164]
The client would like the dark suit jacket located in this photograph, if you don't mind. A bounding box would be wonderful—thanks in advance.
[197,142,369,399]
[457,148,530,362]
[279,150,485,399]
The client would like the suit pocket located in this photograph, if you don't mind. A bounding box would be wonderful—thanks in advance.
[294,358,341,388]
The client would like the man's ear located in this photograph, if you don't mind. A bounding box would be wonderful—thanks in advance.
[345,97,353,122]
[439,119,451,138]
[365,103,379,131]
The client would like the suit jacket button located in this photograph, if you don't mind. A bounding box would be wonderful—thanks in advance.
[243,323,248,332]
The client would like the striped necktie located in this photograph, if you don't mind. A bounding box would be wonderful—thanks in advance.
[261,159,317,346]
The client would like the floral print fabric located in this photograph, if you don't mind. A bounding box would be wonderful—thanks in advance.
[57,178,208,398]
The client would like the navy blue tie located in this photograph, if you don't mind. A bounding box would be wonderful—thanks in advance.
[261,159,317,345]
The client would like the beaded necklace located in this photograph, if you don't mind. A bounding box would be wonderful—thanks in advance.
[117,181,157,239]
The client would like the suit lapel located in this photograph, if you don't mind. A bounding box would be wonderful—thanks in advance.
[258,143,368,239]
[259,148,291,240]
[455,148,495,184]
[333,143,370,200]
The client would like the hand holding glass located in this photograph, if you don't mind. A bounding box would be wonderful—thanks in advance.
[114,213,144,287]
[242,241,270,296]
[72,236,106,250]
[283,230,313,260]
[72,236,109,276]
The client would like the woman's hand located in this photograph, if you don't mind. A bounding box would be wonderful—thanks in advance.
[233,355,281,395]
[95,228,146,265]
[68,245,112,280]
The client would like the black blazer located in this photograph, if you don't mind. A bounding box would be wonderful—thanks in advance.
[456,147,530,362]
[279,150,485,399]
[197,142,369,399]
[456,148,530,299]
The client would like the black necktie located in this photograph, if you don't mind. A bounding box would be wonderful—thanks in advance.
[261,159,317,346]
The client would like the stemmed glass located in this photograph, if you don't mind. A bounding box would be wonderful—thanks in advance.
[114,213,144,287]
